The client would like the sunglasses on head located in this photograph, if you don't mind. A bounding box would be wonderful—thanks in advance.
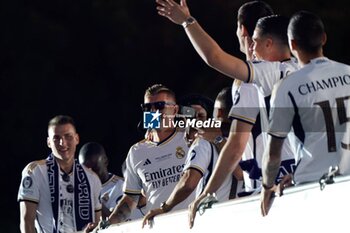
[141,101,175,112]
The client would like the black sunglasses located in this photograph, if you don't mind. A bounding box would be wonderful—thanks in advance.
[141,101,175,112]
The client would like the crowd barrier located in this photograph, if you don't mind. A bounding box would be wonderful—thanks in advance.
[100,174,350,233]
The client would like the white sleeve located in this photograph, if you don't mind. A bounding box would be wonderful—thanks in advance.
[183,138,212,176]
[246,60,282,97]
[229,83,260,125]
[268,80,295,138]
[123,148,143,195]
[17,163,40,203]
[92,176,102,210]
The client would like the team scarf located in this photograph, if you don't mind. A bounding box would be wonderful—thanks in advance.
[46,153,93,232]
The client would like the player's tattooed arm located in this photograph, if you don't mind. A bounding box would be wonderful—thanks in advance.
[262,136,284,187]
[109,194,139,224]
[114,202,131,222]
[260,136,284,216]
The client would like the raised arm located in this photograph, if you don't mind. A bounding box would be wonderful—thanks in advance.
[156,0,249,82]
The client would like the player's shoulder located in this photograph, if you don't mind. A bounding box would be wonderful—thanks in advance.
[23,159,46,175]
[329,59,350,70]
[248,59,280,70]
[129,138,154,151]
[281,58,299,72]
[111,174,124,182]
[191,137,211,149]
[240,82,259,93]
[135,128,186,147]
[82,165,100,181]
[272,74,296,97]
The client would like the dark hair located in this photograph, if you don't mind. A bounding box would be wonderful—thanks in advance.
[178,94,214,118]
[256,15,290,46]
[216,87,232,115]
[144,84,176,101]
[48,115,76,130]
[237,1,274,37]
[79,142,106,161]
[288,11,325,54]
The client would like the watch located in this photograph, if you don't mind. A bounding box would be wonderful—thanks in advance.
[213,135,224,145]
[160,202,171,213]
[182,16,197,28]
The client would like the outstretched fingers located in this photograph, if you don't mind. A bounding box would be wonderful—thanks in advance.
[165,0,175,7]
[155,0,189,24]
[156,0,172,17]
[156,0,168,7]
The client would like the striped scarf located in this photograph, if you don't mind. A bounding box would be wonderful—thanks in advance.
[46,153,93,232]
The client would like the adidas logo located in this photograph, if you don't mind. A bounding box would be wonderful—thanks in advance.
[143,159,152,166]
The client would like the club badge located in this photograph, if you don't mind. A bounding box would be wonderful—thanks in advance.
[176,146,186,159]
[22,176,33,189]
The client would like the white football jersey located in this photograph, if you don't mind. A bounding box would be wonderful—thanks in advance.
[246,58,299,97]
[101,174,144,221]
[184,138,232,202]
[123,129,192,213]
[101,174,124,211]
[230,81,296,194]
[18,160,102,233]
[230,81,263,193]
[269,57,350,183]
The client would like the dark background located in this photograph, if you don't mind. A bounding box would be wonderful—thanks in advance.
[2,0,349,232]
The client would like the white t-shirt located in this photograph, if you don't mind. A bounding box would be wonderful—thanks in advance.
[230,81,263,193]
[183,138,232,202]
[123,129,192,213]
[230,80,296,194]
[18,159,102,233]
[246,58,299,97]
[269,57,350,183]
[101,174,144,221]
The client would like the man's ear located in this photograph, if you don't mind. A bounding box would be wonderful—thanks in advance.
[289,38,297,51]
[266,38,273,49]
[75,133,80,144]
[216,108,225,119]
[47,137,51,148]
[174,104,179,115]
[241,24,249,37]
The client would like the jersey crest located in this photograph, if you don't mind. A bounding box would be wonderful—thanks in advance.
[176,146,186,159]
[22,176,33,188]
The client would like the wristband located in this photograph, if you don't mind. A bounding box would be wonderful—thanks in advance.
[182,16,196,28]
[213,135,224,145]
[160,202,171,213]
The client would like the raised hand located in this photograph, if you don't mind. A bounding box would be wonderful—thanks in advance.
[156,0,191,25]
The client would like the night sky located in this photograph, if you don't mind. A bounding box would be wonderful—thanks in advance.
[2,0,350,232]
